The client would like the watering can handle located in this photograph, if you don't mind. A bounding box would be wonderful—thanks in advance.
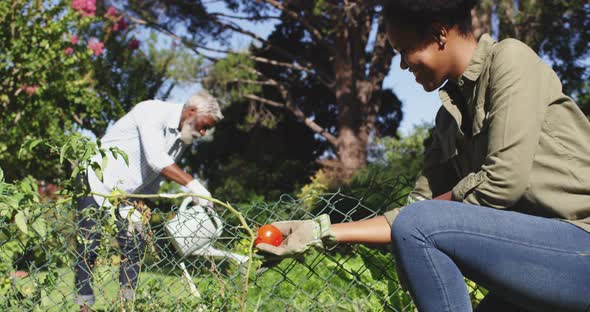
[178,197,224,231]
[179,197,193,213]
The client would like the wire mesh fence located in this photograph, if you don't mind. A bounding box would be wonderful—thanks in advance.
[0,175,486,311]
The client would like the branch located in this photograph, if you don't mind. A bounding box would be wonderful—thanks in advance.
[261,0,326,45]
[209,12,281,21]
[245,93,338,146]
[209,17,335,89]
[368,15,395,87]
[234,79,277,86]
[125,15,221,61]
[72,113,83,126]
[210,17,267,43]
[250,56,334,88]
[251,56,313,73]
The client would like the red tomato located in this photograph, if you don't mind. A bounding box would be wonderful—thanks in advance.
[255,224,283,247]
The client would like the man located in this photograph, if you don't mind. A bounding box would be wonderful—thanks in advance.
[74,91,223,310]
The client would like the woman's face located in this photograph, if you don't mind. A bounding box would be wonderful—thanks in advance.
[386,23,449,92]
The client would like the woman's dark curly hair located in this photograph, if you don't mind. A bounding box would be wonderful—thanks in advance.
[382,0,477,38]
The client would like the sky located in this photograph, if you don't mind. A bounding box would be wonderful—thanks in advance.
[166,4,441,135]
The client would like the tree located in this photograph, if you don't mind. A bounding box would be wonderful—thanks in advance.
[123,0,402,184]
[185,95,323,204]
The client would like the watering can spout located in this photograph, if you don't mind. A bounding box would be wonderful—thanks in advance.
[191,247,249,264]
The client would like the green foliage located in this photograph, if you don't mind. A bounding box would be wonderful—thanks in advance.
[374,123,433,180]
[0,0,100,181]
[0,132,125,303]
[205,52,261,103]
[297,169,330,208]
[186,100,321,207]
[0,0,200,181]
[297,125,432,221]
[249,247,414,311]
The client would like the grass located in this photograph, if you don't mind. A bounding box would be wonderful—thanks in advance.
[3,265,231,311]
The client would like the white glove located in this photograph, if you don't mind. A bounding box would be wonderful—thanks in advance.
[186,179,212,207]
[119,205,143,223]
[118,205,145,236]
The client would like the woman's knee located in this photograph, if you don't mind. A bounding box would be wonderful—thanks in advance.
[390,200,449,243]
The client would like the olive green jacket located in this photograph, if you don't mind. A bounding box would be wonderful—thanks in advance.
[384,34,590,233]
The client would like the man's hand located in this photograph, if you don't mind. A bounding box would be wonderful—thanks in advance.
[186,180,212,207]
[256,214,335,259]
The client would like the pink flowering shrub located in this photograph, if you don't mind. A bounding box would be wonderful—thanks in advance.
[69,35,79,44]
[71,0,96,17]
[64,47,74,55]
[87,38,104,56]
[112,18,128,32]
[21,84,39,96]
[104,6,118,18]
[127,38,140,50]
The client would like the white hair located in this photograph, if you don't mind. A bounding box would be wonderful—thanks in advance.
[183,90,224,121]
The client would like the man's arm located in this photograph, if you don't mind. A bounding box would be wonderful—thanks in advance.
[160,163,211,206]
[160,163,193,186]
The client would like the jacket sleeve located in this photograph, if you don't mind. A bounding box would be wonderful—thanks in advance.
[384,129,455,226]
[134,101,176,173]
[452,40,551,208]
[409,129,457,203]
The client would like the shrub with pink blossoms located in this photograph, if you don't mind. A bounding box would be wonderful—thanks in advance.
[127,38,140,50]
[21,84,39,96]
[71,0,96,17]
[112,18,128,32]
[87,39,104,56]
[104,6,118,19]
[64,47,74,55]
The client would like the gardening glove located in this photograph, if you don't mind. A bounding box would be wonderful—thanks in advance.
[186,179,212,207]
[256,214,336,259]
[118,205,146,237]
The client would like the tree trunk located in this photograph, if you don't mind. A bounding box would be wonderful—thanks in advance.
[330,20,369,183]
[323,7,392,184]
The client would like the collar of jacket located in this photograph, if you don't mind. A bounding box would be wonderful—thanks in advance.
[434,34,496,163]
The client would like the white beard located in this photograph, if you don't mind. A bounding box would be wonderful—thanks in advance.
[180,120,200,144]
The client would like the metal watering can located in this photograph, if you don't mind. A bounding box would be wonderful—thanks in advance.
[164,197,248,264]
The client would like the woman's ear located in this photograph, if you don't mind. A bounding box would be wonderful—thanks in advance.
[431,22,449,48]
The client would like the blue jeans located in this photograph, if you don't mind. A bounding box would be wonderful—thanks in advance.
[74,195,146,306]
[391,200,590,312]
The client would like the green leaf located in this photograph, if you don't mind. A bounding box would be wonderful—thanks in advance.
[101,155,108,173]
[0,167,3,182]
[59,141,68,164]
[94,168,103,182]
[29,139,43,150]
[110,147,129,166]
[8,193,24,209]
[72,167,80,179]
[32,216,47,238]
[14,211,28,234]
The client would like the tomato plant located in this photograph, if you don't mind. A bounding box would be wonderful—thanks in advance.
[255,224,283,247]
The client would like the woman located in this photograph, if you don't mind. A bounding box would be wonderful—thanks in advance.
[257,1,590,311]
